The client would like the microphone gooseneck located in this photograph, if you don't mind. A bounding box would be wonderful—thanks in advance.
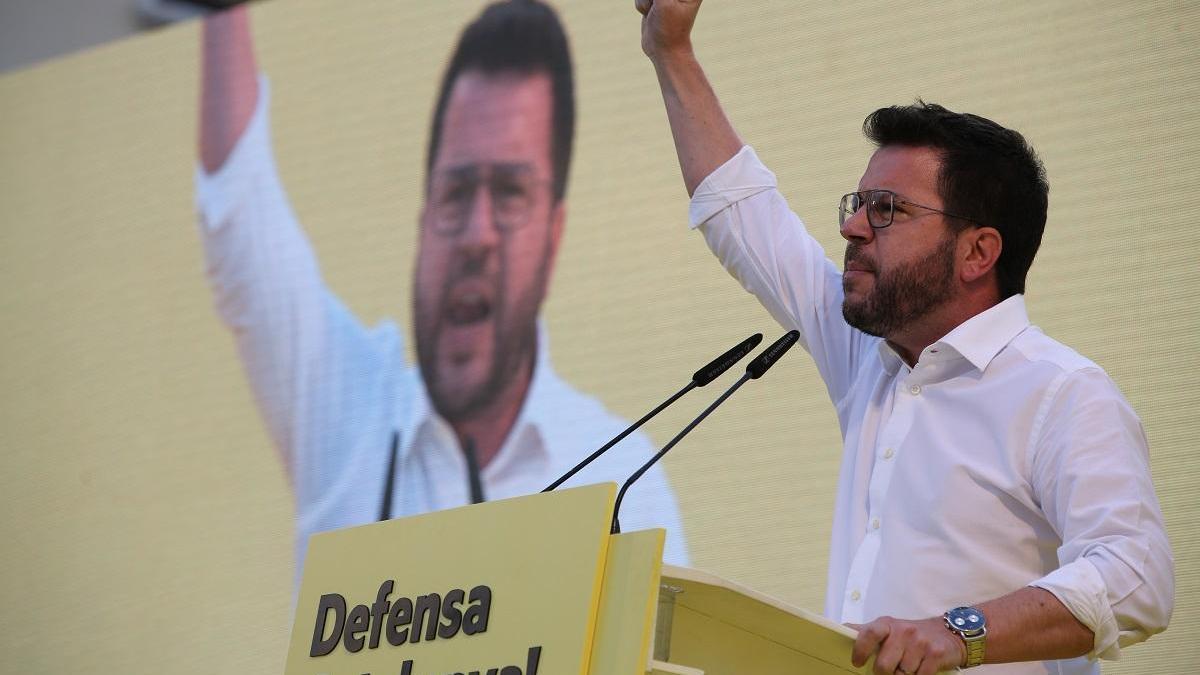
[611,330,799,533]
[541,334,763,493]
[463,436,486,504]
[378,431,401,521]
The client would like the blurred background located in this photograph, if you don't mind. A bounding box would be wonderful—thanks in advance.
[1,1,1196,672]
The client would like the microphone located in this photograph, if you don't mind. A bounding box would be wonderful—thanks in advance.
[611,330,799,534]
[463,436,486,504]
[541,333,763,493]
[746,329,800,378]
[378,431,401,521]
[692,332,764,385]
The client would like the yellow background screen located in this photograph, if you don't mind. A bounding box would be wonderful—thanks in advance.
[1,1,1196,671]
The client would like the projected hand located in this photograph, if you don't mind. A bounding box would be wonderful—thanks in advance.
[200,5,259,174]
[635,0,702,58]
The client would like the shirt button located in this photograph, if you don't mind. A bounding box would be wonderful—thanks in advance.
[909,384,921,395]
[871,518,881,530]
[850,590,861,602]
[883,447,895,460]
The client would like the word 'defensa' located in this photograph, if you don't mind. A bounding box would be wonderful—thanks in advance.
[310,580,492,657]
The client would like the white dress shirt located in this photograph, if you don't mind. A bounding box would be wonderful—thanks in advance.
[689,146,1172,674]
[194,78,689,573]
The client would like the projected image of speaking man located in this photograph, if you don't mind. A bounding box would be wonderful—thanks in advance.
[195,0,687,569]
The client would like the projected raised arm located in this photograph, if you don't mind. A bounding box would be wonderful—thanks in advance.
[200,5,259,173]
[193,3,372,487]
[636,0,741,196]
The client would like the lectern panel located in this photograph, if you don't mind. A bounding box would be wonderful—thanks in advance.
[285,483,616,675]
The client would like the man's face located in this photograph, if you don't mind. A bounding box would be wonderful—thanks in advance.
[840,145,959,338]
[414,71,563,422]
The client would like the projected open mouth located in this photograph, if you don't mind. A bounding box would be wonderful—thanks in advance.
[446,285,493,325]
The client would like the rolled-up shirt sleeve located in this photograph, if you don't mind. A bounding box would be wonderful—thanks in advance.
[1029,367,1175,659]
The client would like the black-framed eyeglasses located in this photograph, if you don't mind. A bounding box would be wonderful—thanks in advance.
[427,163,550,237]
[839,189,977,229]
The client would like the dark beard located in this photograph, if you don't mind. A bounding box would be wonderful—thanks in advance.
[413,237,550,424]
[842,234,957,338]
[431,319,537,422]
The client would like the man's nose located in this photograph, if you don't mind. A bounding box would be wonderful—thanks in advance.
[839,205,875,244]
[458,185,502,251]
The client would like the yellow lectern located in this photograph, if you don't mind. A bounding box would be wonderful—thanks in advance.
[284,483,870,674]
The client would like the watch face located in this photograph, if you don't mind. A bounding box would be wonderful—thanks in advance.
[946,606,985,633]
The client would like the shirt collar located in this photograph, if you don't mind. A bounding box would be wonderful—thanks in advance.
[938,294,1031,372]
[876,340,904,376]
[490,321,558,474]
[399,321,556,471]
[876,294,1031,374]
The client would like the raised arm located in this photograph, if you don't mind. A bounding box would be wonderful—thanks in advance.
[193,6,399,498]
[200,5,259,173]
[637,0,741,196]
[636,0,875,404]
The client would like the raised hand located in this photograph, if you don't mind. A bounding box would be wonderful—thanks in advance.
[199,4,259,173]
[635,0,702,59]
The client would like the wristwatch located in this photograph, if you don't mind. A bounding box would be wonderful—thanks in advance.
[943,606,987,668]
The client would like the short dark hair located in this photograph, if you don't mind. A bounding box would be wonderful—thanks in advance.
[425,0,575,203]
[863,101,1049,298]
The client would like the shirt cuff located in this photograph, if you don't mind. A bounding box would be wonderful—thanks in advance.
[687,145,778,229]
[1030,558,1121,660]
[195,74,275,232]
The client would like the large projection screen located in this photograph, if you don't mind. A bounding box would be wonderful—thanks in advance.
[1,0,1196,671]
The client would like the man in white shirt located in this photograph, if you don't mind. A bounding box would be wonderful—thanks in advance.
[636,1,1171,673]
[195,0,687,571]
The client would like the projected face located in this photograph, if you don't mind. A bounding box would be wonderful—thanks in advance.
[414,71,564,422]
[840,145,959,338]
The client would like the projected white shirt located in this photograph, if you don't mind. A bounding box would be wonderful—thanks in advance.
[194,80,688,572]
[689,146,1172,674]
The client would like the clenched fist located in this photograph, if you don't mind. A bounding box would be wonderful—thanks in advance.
[635,0,702,59]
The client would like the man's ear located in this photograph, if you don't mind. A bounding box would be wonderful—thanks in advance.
[544,199,567,278]
[417,199,433,236]
[959,226,1002,284]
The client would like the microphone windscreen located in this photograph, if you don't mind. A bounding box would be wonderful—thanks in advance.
[745,330,800,379]
[692,333,763,386]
